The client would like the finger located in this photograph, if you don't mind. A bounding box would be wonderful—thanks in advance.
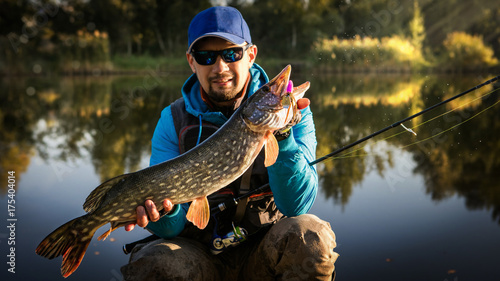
[136,205,149,228]
[125,223,135,232]
[163,199,173,213]
[145,199,160,222]
[297,98,310,110]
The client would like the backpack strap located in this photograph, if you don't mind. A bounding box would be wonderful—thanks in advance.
[170,98,198,138]
[170,97,219,153]
[233,163,253,224]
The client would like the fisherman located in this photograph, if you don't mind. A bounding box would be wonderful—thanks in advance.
[121,6,338,281]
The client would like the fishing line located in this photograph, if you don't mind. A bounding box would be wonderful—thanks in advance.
[400,97,500,149]
[327,86,500,160]
[308,75,500,166]
[324,95,500,160]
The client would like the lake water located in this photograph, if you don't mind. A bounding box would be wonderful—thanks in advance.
[1,69,499,281]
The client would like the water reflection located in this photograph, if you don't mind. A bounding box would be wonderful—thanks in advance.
[307,73,500,223]
[1,74,182,192]
[1,72,499,280]
[1,73,499,224]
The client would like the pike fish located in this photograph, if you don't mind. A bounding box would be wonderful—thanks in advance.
[35,65,310,277]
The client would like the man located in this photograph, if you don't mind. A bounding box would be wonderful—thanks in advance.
[121,6,338,281]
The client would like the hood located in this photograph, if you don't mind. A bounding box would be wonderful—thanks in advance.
[181,63,269,127]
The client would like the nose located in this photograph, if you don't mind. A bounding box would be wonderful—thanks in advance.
[212,55,230,74]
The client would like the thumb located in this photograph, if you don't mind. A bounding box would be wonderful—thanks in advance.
[125,223,136,232]
[297,98,310,110]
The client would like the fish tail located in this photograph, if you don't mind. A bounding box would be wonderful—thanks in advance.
[36,214,102,278]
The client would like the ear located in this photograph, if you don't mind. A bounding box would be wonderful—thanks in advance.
[247,44,258,65]
[186,52,196,73]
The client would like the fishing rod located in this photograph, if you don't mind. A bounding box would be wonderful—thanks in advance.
[308,74,500,166]
[210,183,270,214]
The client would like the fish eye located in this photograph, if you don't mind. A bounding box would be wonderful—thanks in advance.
[261,85,270,92]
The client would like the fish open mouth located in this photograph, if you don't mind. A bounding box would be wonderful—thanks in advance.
[268,65,291,98]
[241,64,310,132]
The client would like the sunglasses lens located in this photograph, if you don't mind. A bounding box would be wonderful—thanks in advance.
[192,46,249,65]
[194,51,215,65]
[222,48,243,63]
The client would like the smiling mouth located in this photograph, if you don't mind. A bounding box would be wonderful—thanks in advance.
[210,75,233,85]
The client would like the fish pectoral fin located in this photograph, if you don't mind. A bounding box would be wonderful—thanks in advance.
[264,131,279,167]
[186,196,210,229]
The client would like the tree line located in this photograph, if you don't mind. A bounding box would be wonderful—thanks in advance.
[1,0,499,74]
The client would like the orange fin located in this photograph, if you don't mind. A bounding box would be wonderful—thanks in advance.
[61,238,91,278]
[98,228,112,241]
[35,214,102,278]
[98,221,131,241]
[186,196,210,229]
[264,131,279,167]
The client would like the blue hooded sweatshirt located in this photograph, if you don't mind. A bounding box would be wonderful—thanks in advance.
[146,64,318,239]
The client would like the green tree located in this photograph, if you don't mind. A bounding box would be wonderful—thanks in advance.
[470,7,500,59]
[409,0,425,52]
[441,31,498,72]
[340,0,410,39]
[154,0,211,55]
[87,0,133,55]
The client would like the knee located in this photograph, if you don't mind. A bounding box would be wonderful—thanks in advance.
[121,238,220,281]
[271,214,339,272]
[244,215,338,280]
[272,214,338,249]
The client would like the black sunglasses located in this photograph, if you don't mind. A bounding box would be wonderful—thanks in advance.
[191,44,253,66]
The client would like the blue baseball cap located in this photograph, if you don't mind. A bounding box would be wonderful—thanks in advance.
[187,6,252,53]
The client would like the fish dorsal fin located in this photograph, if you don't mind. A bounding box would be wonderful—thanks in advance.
[186,196,210,229]
[83,174,129,213]
[264,131,279,167]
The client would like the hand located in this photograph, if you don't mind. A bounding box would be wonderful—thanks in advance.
[125,199,174,231]
[287,80,310,110]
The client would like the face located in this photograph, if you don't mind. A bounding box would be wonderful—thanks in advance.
[187,37,258,103]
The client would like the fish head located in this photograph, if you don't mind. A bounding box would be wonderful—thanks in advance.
[242,65,310,132]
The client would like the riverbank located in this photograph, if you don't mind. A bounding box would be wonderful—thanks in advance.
[1,54,498,78]
[0,55,308,77]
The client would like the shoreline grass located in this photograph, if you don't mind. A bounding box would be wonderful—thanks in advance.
[1,52,498,77]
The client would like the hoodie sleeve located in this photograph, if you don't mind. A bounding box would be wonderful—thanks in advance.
[147,106,188,238]
[266,106,318,217]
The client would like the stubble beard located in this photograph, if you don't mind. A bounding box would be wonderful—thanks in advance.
[207,72,241,102]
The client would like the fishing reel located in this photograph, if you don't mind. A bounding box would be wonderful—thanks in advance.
[210,222,248,255]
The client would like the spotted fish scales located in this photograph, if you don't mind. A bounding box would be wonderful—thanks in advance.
[35,65,310,277]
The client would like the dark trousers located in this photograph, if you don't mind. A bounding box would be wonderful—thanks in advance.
[121,214,338,281]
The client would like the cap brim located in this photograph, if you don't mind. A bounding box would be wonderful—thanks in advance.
[187,32,247,53]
